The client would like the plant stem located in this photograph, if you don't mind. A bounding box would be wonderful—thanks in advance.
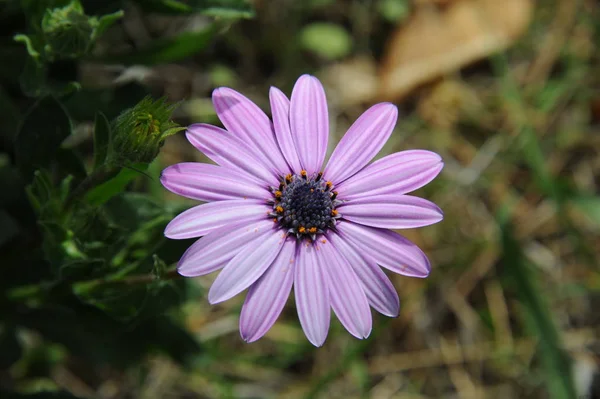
[75,268,181,290]
[63,165,121,211]
[7,269,181,302]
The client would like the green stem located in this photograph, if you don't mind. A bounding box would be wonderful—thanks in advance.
[75,268,180,292]
[63,165,121,211]
[7,269,181,302]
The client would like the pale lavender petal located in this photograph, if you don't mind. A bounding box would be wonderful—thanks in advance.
[239,238,296,342]
[208,228,286,304]
[324,103,397,184]
[336,221,431,278]
[290,75,329,175]
[320,239,372,339]
[186,124,278,185]
[269,87,302,172]
[161,163,271,202]
[213,88,289,174]
[335,150,443,200]
[327,232,399,317]
[164,200,270,239]
[338,194,443,229]
[295,242,330,346]
[178,219,275,277]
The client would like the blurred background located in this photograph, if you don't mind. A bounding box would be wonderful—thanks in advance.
[0,0,599,398]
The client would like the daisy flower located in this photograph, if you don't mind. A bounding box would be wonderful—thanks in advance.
[161,75,443,346]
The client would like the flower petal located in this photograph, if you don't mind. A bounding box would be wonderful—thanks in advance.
[338,194,443,229]
[239,238,296,342]
[336,221,431,278]
[186,124,278,185]
[335,150,443,200]
[161,163,271,202]
[177,219,275,277]
[324,103,397,184]
[320,239,372,339]
[208,228,286,304]
[290,75,329,176]
[269,87,302,172]
[213,88,289,174]
[164,200,270,239]
[328,232,399,317]
[295,242,330,346]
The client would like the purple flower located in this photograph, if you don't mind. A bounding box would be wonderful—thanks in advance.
[161,75,443,346]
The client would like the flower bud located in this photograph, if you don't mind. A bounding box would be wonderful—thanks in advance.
[41,1,93,60]
[111,97,184,165]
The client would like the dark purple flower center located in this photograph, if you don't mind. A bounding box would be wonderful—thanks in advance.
[270,171,340,240]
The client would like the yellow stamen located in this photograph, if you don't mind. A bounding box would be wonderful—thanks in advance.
[331,209,338,217]
[326,181,333,189]
[273,218,278,223]
[298,226,306,233]
[275,190,282,198]
[276,206,284,213]
[309,227,317,234]
[300,170,307,177]
[285,174,293,183]
[321,239,327,244]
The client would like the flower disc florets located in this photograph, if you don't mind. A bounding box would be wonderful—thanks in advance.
[270,171,341,240]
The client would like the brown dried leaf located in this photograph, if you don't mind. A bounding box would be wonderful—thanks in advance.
[379,0,533,101]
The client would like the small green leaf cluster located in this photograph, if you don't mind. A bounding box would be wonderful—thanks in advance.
[15,0,123,63]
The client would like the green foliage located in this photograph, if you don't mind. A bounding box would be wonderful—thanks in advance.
[570,195,600,228]
[377,0,410,23]
[0,1,242,391]
[92,112,111,171]
[15,97,72,181]
[299,22,352,60]
[103,23,218,66]
[14,0,122,98]
[498,216,577,399]
[134,0,255,18]
[16,0,123,63]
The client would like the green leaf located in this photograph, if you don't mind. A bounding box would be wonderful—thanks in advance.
[91,10,124,40]
[103,23,217,65]
[498,216,577,399]
[151,254,168,279]
[104,192,164,230]
[134,0,254,18]
[377,0,410,22]
[299,23,353,60]
[570,195,600,227]
[19,57,48,98]
[93,112,111,170]
[63,82,150,121]
[26,170,55,213]
[73,281,148,322]
[14,33,42,62]
[58,258,106,280]
[85,164,148,206]
[15,96,72,181]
